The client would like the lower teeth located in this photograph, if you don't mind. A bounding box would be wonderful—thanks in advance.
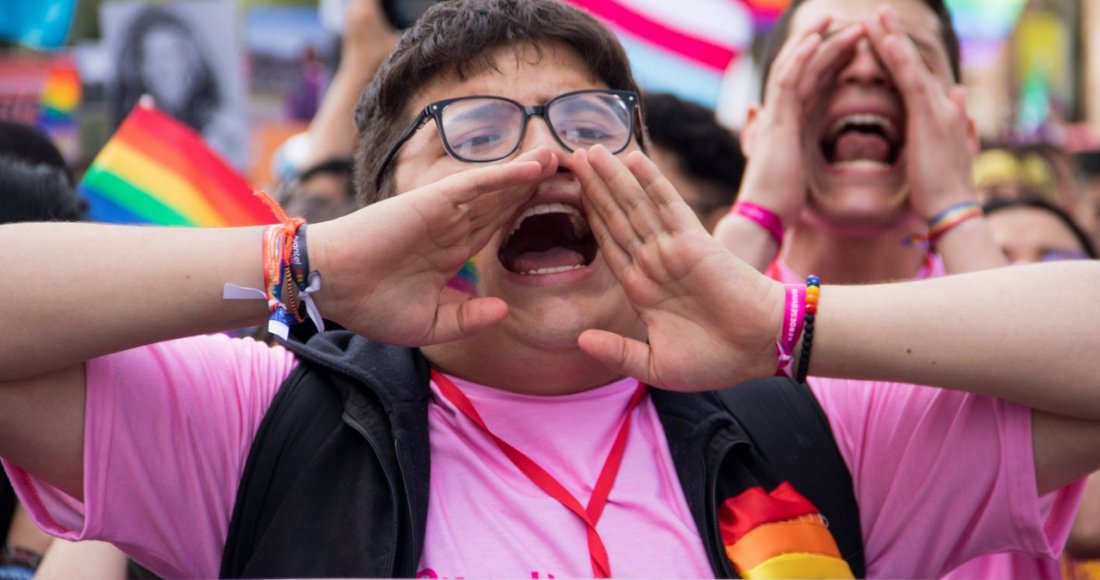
[521,264,584,275]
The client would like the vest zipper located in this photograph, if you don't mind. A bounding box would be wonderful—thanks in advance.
[394,437,420,576]
[709,439,738,579]
[343,415,402,577]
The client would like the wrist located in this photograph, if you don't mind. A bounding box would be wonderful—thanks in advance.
[918,188,980,222]
[926,200,983,248]
[302,220,342,322]
[730,201,785,246]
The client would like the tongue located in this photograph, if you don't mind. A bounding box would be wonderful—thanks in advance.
[833,132,891,164]
[511,247,586,274]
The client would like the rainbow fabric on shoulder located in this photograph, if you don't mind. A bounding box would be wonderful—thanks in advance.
[720,481,854,579]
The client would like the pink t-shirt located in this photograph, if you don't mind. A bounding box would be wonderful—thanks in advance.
[1,330,1082,578]
[418,374,711,578]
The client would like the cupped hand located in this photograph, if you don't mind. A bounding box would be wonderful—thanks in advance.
[573,146,785,392]
[865,5,980,219]
[310,148,557,346]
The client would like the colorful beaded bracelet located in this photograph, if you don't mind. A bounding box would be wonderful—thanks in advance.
[795,275,820,384]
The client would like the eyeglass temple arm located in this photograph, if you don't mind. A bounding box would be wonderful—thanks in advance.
[373,109,433,192]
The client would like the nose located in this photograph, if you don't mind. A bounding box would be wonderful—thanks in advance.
[519,116,573,173]
[837,38,893,89]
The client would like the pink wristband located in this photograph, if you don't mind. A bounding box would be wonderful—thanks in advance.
[775,284,807,378]
[731,201,785,246]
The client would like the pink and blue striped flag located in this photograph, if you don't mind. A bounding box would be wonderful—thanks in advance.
[564,0,755,109]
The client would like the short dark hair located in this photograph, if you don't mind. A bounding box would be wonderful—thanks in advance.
[354,0,641,205]
[642,92,743,213]
[0,120,72,184]
[0,156,87,223]
[757,0,961,100]
[982,196,1097,259]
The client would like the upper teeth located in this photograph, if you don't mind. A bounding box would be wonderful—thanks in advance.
[828,114,898,141]
[509,203,587,237]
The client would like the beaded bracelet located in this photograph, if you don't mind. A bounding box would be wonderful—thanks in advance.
[795,275,820,384]
[927,201,982,245]
[730,201,785,246]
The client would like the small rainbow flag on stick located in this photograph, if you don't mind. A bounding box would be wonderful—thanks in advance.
[80,99,278,227]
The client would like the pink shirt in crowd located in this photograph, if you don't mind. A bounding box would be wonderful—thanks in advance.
[1,328,1084,578]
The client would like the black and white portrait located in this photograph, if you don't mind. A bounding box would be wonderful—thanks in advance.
[102,0,248,168]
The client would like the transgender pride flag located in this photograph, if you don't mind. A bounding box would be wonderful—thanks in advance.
[563,0,754,110]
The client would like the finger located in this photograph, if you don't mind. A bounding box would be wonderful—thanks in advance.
[433,147,556,207]
[426,294,510,344]
[796,22,865,104]
[588,204,635,280]
[453,149,557,237]
[947,85,980,155]
[573,150,637,279]
[864,7,939,115]
[586,145,665,240]
[947,84,967,115]
[624,151,704,232]
[577,329,654,385]
[764,16,829,106]
[574,147,646,250]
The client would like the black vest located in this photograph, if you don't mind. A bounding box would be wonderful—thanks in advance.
[220,331,864,578]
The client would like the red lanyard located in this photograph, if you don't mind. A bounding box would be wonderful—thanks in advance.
[430,370,647,578]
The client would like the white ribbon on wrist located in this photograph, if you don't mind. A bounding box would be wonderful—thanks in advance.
[223,271,325,340]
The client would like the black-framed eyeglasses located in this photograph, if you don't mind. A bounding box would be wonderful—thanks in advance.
[374,89,641,191]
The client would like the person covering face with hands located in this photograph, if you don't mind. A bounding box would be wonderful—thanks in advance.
[715,0,1006,281]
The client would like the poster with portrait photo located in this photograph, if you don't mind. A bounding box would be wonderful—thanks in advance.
[101,0,249,169]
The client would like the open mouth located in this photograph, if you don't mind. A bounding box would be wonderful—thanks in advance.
[498,202,597,275]
[821,113,902,168]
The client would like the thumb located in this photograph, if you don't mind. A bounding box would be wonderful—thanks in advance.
[577,329,654,384]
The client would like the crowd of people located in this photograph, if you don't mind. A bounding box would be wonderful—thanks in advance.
[1,0,1099,578]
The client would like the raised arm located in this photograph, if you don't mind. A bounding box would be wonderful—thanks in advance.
[0,149,555,498]
[293,0,399,204]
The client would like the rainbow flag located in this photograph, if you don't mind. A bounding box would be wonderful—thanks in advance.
[36,57,80,128]
[719,482,854,578]
[80,101,278,227]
